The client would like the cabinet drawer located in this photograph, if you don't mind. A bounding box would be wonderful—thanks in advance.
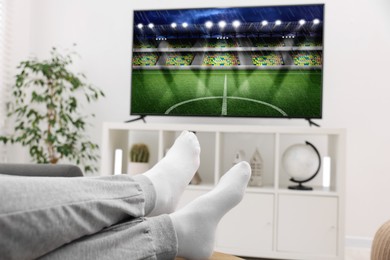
[216,193,274,256]
[277,195,338,256]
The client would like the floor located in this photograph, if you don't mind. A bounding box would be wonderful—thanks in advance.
[238,247,371,259]
[345,247,371,260]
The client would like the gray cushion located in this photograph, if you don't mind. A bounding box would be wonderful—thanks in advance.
[0,164,83,177]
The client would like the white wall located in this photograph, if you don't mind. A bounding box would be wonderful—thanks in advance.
[8,0,390,242]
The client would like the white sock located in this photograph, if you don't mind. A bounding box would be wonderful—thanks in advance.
[144,131,200,216]
[170,161,251,260]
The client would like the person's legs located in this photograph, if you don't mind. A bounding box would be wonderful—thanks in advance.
[39,161,251,260]
[0,174,149,260]
[0,131,200,260]
[40,215,177,260]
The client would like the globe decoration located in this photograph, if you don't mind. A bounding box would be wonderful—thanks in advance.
[282,141,321,190]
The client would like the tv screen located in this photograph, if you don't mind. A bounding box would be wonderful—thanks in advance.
[131,4,324,119]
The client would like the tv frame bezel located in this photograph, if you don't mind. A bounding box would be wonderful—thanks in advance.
[129,3,325,120]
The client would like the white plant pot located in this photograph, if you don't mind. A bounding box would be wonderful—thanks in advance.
[127,162,150,175]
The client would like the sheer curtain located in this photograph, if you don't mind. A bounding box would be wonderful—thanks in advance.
[0,0,9,162]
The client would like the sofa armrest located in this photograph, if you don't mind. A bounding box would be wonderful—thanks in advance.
[0,164,84,177]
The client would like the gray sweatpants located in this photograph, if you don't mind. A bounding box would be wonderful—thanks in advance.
[0,174,178,260]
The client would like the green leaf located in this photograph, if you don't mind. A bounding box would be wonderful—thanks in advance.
[5,46,105,174]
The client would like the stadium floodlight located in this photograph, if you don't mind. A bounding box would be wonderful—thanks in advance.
[261,20,268,26]
[171,22,177,28]
[205,21,213,29]
[232,20,241,28]
[182,22,188,28]
[313,18,320,24]
[148,23,154,29]
[137,23,143,29]
[275,20,282,26]
[218,21,227,28]
[299,19,306,25]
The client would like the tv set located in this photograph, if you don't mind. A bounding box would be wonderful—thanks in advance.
[130,4,324,119]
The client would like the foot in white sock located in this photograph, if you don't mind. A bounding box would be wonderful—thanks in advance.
[170,161,251,260]
[144,131,200,216]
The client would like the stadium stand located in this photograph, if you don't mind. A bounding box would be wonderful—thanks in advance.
[133,40,157,49]
[165,53,194,66]
[292,51,322,66]
[251,52,284,66]
[131,36,322,68]
[202,52,240,66]
[251,38,285,47]
[166,39,193,48]
[132,53,158,66]
[203,39,239,48]
[296,37,322,47]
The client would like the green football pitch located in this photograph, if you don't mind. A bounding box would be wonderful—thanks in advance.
[131,69,322,118]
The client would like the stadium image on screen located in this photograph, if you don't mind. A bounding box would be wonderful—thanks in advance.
[131,4,324,119]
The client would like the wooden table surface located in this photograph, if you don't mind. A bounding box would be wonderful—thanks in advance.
[175,251,244,260]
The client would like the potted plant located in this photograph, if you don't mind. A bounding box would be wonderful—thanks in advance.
[0,47,105,174]
[128,143,150,175]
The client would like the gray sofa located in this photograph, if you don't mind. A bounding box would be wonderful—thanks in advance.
[0,163,83,177]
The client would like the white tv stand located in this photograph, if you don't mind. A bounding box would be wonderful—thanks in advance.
[101,122,346,260]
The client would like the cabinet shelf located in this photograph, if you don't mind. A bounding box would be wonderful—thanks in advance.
[246,186,276,194]
[101,122,345,260]
[277,186,339,196]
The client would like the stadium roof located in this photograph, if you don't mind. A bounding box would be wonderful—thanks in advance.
[134,21,323,39]
[134,5,324,38]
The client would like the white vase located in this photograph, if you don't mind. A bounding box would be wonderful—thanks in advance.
[127,162,150,175]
